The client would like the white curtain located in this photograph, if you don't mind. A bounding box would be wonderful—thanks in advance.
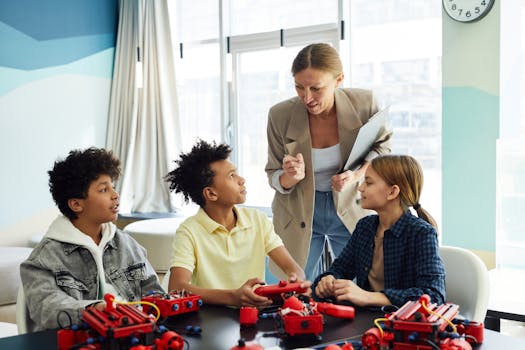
[107,0,181,213]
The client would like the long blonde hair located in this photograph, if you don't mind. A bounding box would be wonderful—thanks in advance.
[291,43,343,78]
[370,155,438,230]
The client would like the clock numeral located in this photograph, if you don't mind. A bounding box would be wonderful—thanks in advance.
[444,0,493,22]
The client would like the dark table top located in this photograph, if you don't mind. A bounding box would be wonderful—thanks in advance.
[160,304,377,349]
[2,304,525,349]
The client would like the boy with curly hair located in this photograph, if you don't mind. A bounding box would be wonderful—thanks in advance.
[166,140,307,307]
[20,147,162,332]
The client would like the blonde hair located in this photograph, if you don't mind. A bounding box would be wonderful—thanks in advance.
[370,155,438,230]
[291,43,343,78]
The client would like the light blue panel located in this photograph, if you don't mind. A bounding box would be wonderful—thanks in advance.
[0,0,116,234]
[0,74,110,228]
[0,48,115,96]
[0,0,118,40]
[442,87,499,251]
[0,21,115,70]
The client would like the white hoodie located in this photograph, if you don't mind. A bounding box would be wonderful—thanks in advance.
[44,215,124,300]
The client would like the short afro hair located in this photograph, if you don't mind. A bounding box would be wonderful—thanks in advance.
[48,147,121,220]
[165,140,232,207]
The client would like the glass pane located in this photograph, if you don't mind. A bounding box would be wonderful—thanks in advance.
[496,1,525,268]
[352,0,441,25]
[229,0,337,35]
[497,140,525,268]
[236,47,303,207]
[176,44,222,151]
[349,0,442,226]
[169,0,218,42]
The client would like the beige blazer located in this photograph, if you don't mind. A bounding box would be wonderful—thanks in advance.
[265,88,392,278]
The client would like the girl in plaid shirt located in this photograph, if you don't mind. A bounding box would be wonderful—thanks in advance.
[313,155,445,307]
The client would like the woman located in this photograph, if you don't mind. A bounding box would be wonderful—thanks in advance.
[265,43,392,280]
[312,155,445,307]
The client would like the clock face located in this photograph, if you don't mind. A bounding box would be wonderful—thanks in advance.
[442,0,495,22]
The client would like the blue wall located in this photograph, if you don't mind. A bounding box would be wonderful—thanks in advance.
[442,87,499,251]
[441,3,499,264]
[0,0,118,230]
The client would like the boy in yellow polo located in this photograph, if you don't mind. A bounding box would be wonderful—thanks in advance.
[165,140,306,307]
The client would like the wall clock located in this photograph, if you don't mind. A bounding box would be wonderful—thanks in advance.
[442,0,495,23]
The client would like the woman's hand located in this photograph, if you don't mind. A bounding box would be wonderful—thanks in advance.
[331,170,357,192]
[280,153,305,189]
[315,275,336,299]
[331,161,369,192]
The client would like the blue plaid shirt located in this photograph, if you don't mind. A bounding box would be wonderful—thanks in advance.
[313,211,445,306]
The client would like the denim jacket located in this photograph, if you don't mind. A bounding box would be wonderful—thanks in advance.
[20,215,163,332]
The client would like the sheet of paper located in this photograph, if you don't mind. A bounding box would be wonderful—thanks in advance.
[343,107,389,171]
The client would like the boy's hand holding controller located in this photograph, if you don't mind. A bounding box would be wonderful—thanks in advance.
[234,275,312,308]
[254,279,312,305]
[233,277,273,308]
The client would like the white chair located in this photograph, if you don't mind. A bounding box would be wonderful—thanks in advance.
[439,245,490,323]
[0,246,33,324]
[161,269,171,292]
[15,287,29,334]
[0,322,17,338]
[123,217,186,273]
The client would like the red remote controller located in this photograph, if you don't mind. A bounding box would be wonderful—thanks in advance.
[316,302,355,320]
[254,280,307,304]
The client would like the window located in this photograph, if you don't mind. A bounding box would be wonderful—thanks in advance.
[234,47,303,207]
[228,0,338,35]
[349,0,442,225]
[169,1,442,224]
[167,0,221,152]
[497,0,525,269]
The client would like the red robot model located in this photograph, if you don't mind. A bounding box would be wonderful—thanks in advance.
[141,290,202,318]
[240,281,355,338]
[360,294,484,350]
[57,294,186,350]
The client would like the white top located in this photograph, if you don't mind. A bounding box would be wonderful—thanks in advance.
[312,143,341,192]
[45,216,123,300]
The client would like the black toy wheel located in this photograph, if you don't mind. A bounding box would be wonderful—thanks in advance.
[275,314,285,335]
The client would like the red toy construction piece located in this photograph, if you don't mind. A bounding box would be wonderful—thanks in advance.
[154,330,185,350]
[254,280,307,304]
[360,294,483,350]
[141,290,202,318]
[230,338,264,350]
[238,294,355,339]
[57,293,186,350]
[239,307,259,326]
[316,302,355,320]
[323,344,354,350]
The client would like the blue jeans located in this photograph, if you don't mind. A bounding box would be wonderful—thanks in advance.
[304,191,351,281]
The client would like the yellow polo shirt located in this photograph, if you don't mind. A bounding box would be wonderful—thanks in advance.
[169,207,284,289]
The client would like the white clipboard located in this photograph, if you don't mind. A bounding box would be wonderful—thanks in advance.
[342,107,389,171]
